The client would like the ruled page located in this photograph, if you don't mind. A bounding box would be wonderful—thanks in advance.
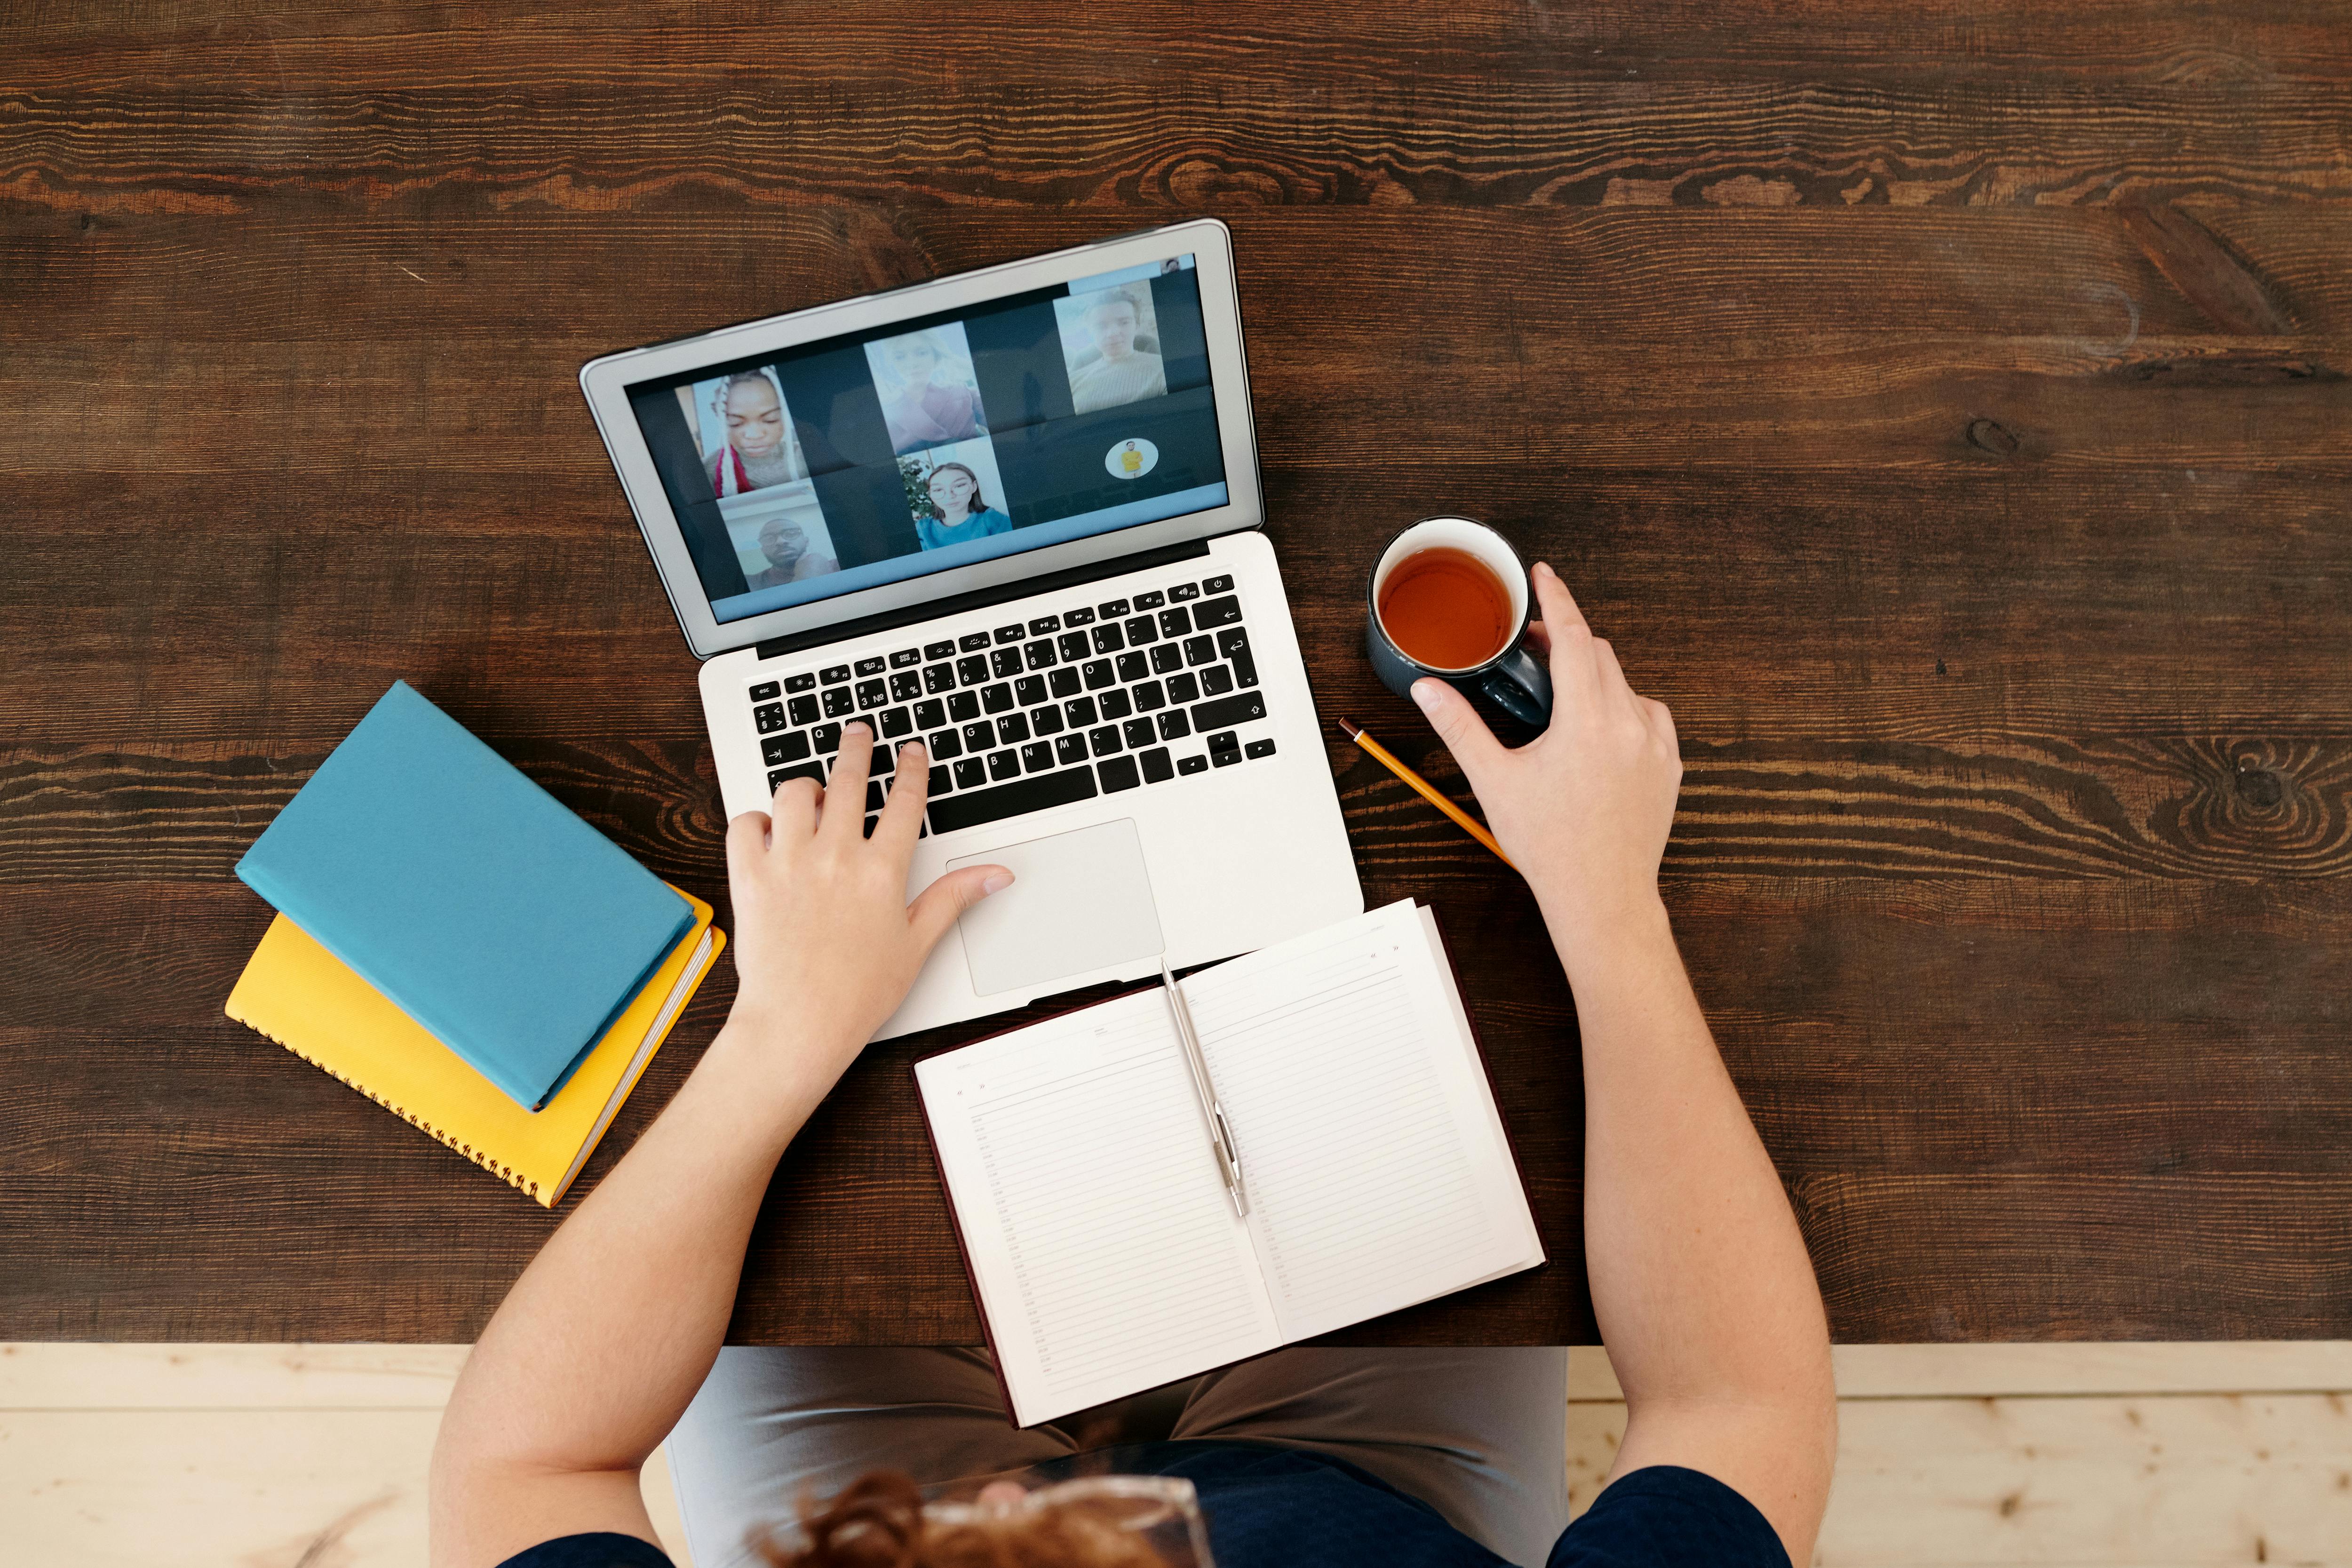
[916,989,1280,1426]
[1179,900,1543,1342]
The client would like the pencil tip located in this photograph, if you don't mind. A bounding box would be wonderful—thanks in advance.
[1335,716,1361,739]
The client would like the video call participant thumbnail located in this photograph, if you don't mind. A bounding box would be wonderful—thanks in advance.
[743,513,839,589]
[694,370,808,497]
[914,461,1012,552]
[1057,285,1167,414]
[866,325,989,456]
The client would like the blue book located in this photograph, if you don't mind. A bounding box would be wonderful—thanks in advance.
[237,682,694,1111]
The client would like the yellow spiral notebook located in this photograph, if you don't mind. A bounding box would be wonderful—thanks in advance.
[225,889,722,1207]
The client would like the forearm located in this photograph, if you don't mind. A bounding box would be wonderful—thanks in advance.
[1549,891,1833,1421]
[435,1009,848,1475]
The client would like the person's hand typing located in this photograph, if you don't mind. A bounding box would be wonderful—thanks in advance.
[1410,562,1681,963]
[720,723,1010,1086]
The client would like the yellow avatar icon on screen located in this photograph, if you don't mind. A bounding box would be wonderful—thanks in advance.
[1104,438,1159,480]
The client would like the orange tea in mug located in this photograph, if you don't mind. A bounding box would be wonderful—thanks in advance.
[1375,547,1515,670]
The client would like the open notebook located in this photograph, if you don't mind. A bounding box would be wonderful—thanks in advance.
[916,899,1543,1427]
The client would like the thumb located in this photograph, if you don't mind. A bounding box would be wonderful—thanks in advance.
[907,863,1014,950]
[1411,678,1507,788]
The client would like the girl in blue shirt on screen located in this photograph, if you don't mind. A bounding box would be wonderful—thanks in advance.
[915,462,1013,551]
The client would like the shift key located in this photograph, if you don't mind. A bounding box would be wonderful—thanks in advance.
[1189,691,1267,732]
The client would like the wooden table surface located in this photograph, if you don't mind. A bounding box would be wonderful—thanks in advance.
[6,3,2350,1345]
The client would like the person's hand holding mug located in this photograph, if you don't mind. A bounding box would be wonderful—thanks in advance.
[1410,564,1682,969]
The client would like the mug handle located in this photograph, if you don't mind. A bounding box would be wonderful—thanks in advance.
[1473,645,1553,727]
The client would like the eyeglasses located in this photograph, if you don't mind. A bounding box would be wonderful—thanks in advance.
[920,1475,1216,1566]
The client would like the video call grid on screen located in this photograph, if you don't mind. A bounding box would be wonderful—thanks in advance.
[623,255,1224,624]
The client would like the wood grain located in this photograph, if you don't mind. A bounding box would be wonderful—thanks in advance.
[2,0,2348,1343]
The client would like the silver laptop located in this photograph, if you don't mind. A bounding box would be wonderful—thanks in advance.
[580,218,1363,1040]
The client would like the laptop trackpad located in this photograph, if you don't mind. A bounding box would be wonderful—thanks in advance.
[949,819,1165,997]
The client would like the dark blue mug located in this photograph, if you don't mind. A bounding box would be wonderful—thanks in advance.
[1365,517,1553,727]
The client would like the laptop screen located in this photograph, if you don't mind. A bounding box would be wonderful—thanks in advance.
[622,254,1228,625]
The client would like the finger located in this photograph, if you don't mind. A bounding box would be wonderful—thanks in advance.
[765,772,823,842]
[1530,562,1599,699]
[906,863,1014,951]
[1410,677,1510,791]
[725,809,772,878]
[822,721,874,838]
[876,738,930,851]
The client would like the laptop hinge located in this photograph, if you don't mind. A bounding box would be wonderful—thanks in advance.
[754,537,1216,661]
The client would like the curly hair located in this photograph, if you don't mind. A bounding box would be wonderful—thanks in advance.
[757,1471,1174,1568]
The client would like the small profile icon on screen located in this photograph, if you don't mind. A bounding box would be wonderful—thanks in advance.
[1105,438,1159,480]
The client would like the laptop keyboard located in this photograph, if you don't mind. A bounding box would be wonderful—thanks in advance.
[742,572,1277,838]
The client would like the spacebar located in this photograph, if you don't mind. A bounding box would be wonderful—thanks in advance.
[928,766,1100,835]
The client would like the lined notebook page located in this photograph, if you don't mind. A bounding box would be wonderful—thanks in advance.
[917,990,1280,1425]
[1181,900,1543,1341]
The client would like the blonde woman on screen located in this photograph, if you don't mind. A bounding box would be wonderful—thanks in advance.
[874,328,985,454]
[1066,289,1166,414]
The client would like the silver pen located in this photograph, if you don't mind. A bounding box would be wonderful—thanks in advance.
[1161,958,1249,1218]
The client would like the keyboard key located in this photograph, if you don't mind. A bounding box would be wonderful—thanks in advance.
[924,639,956,661]
[1200,665,1235,696]
[1216,627,1250,658]
[863,813,880,839]
[959,631,992,652]
[816,664,849,685]
[763,732,811,765]
[957,654,989,685]
[1177,753,1210,775]
[1098,687,1133,720]
[784,672,817,693]
[1023,640,1057,670]
[1064,605,1096,626]
[1192,692,1268,731]
[1123,615,1157,645]
[1021,741,1055,772]
[768,762,824,792]
[1049,667,1081,699]
[889,671,922,702]
[1098,598,1130,618]
[1114,652,1148,683]
[1183,635,1215,666]
[1098,756,1142,793]
[947,691,981,722]
[1140,747,1176,783]
[1212,745,1243,767]
[1231,650,1258,688]
[813,722,843,754]
[856,678,888,710]
[981,683,1015,714]
[754,702,788,734]
[880,707,913,739]
[1166,672,1200,705]
[749,680,781,702]
[1030,704,1064,735]
[854,655,886,677]
[1194,596,1241,628]
[1057,631,1090,661]
[1132,680,1165,712]
[923,664,956,695]
[1156,709,1191,742]
[953,757,988,789]
[1065,695,1098,727]
[993,623,1025,645]
[1203,574,1234,593]
[1029,615,1060,636]
[961,721,995,753]
[890,647,922,669]
[927,728,963,759]
[987,748,1022,781]
[1245,738,1277,759]
[1089,724,1123,756]
[997,712,1030,745]
[1169,582,1200,602]
[1158,606,1192,637]
[929,764,1099,835]
[1122,718,1157,749]
[822,687,855,718]
[1014,675,1047,706]
[1150,643,1182,675]
[929,764,952,794]
[991,647,1023,679]
[1056,733,1089,765]
[914,698,946,729]
[1091,623,1125,654]
[1207,730,1241,756]
[1081,659,1114,691]
[1135,590,1166,611]
[865,780,886,812]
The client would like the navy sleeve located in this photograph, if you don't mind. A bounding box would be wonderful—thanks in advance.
[494,1533,675,1568]
[1548,1466,1789,1568]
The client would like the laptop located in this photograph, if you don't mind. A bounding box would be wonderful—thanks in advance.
[580,217,1364,1040]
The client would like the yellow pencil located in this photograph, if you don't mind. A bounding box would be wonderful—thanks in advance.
[1336,716,1515,870]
